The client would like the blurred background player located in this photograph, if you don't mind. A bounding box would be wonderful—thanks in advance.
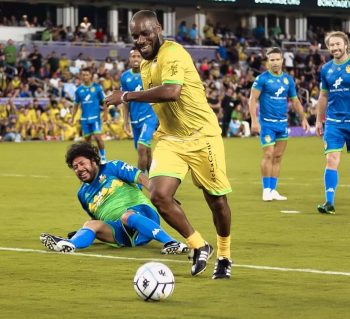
[106,10,232,279]
[72,67,108,163]
[40,142,188,254]
[120,48,158,174]
[316,31,350,215]
[249,47,310,201]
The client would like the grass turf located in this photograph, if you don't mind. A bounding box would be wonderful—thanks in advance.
[0,137,349,319]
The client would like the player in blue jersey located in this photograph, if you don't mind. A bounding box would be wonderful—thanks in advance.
[121,48,158,173]
[249,47,309,201]
[316,31,350,214]
[72,67,108,163]
[40,142,188,254]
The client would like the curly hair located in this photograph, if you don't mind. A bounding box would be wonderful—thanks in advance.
[65,142,101,168]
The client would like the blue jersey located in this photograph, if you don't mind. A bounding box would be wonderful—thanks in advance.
[120,69,157,124]
[320,58,350,122]
[75,83,105,122]
[77,161,154,222]
[252,71,297,123]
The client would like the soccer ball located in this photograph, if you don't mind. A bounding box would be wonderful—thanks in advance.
[133,262,175,301]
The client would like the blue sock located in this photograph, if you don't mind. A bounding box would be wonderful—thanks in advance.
[270,177,277,191]
[127,213,174,244]
[262,177,270,189]
[324,168,338,205]
[69,228,96,249]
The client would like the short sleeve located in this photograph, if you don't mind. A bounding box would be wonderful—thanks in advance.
[160,45,185,85]
[252,75,264,91]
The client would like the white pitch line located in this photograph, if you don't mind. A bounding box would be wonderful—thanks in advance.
[1,247,349,277]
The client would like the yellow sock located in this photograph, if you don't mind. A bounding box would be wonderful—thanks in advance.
[186,231,205,249]
[217,235,231,259]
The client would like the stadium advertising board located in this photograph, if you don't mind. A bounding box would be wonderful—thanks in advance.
[198,0,350,9]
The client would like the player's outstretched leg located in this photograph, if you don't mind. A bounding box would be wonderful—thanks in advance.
[124,211,188,254]
[40,233,76,253]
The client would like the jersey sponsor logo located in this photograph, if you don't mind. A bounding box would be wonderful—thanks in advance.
[275,86,285,97]
[283,77,289,85]
[264,135,271,143]
[121,162,134,171]
[346,65,350,73]
[84,93,91,102]
[152,228,160,237]
[333,77,343,89]
[206,142,216,182]
[99,174,106,183]
[135,84,142,92]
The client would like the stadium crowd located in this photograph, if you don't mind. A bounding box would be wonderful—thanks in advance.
[0,16,337,142]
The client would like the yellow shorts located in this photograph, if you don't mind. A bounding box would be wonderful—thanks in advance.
[149,135,232,196]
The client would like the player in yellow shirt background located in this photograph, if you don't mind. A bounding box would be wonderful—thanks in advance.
[106,10,232,279]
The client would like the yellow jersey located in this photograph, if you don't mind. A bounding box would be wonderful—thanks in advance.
[140,40,221,138]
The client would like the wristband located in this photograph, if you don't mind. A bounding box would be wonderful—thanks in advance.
[121,91,129,103]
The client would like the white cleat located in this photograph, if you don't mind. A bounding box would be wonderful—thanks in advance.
[262,188,273,201]
[270,190,287,201]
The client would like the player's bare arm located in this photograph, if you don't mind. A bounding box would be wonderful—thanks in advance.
[105,84,182,106]
[248,88,261,134]
[137,172,150,191]
[315,91,328,137]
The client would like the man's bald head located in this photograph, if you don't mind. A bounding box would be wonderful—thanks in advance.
[130,10,163,60]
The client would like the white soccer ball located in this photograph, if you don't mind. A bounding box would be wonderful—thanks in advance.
[133,262,175,301]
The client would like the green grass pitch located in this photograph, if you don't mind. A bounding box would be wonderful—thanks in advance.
[0,137,349,319]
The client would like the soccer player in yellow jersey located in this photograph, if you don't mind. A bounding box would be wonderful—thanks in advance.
[106,10,232,279]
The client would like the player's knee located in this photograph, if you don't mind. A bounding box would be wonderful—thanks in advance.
[326,153,340,168]
[121,211,134,226]
[150,189,171,207]
[83,220,104,231]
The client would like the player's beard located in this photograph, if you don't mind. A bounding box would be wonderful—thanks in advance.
[140,34,161,61]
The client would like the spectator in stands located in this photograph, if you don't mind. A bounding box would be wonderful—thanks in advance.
[74,53,87,70]
[79,16,91,39]
[221,86,235,137]
[203,20,220,45]
[28,46,43,76]
[9,15,18,27]
[20,15,30,27]
[227,111,244,137]
[4,39,17,67]
[31,16,40,27]
[86,25,96,42]
[95,27,105,43]
[188,24,199,45]
[177,20,188,43]
[207,88,221,118]
[47,51,59,76]
[283,46,295,73]
[41,27,52,42]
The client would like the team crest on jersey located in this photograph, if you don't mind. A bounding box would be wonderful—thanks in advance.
[283,77,289,85]
[90,87,95,93]
[264,135,271,143]
[99,174,106,183]
[346,65,350,73]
